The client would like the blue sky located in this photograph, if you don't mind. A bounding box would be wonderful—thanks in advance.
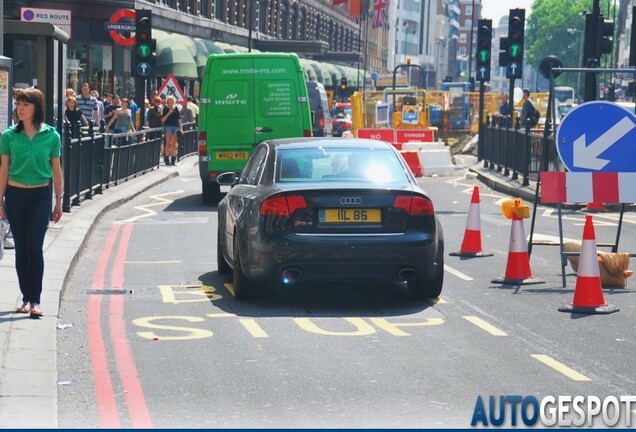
[481,0,533,23]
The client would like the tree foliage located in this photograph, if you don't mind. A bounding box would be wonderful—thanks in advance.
[525,0,614,89]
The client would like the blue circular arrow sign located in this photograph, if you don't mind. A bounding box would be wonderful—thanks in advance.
[556,101,636,172]
[136,62,151,77]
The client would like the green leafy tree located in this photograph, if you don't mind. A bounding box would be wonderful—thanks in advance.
[525,0,614,90]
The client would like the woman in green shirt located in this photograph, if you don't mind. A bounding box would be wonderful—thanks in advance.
[0,88,63,318]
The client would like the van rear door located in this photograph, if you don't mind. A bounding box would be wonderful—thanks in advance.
[253,56,309,141]
[206,55,255,170]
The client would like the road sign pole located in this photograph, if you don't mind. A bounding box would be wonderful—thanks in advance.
[135,77,145,128]
[478,80,486,161]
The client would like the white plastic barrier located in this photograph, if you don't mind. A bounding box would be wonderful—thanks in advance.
[402,141,445,151]
[417,148,457,177]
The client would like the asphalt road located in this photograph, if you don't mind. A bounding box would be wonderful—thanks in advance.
[57,164,636,428]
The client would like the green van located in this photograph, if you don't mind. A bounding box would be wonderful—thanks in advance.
[198,52,312,203]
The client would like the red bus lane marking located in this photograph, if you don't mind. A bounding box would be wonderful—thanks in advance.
[109,223,154,428]
[88,225,122,428]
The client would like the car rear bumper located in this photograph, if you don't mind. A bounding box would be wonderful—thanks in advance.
[242,233,440,284]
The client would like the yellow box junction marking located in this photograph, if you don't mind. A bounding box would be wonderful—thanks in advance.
[158,284,223,303]
[463,316,508,336]
[531,354,592,382]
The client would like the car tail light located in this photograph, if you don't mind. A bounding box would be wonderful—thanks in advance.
[319,117,325,129]
[343,122,351,129]
[261,195,307,216]
[304,129,312,137]
[198,132,207,156]
[393,195,434,216]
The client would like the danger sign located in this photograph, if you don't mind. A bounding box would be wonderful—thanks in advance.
[155,74,187,105]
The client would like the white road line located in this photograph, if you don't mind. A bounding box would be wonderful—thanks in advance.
[444,264,474,281]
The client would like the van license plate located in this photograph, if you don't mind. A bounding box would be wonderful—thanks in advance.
[319,209,381,223]
[216,152,249,160]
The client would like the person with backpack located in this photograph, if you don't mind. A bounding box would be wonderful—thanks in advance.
[519,88,539,128]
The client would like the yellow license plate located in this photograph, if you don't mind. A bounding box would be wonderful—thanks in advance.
[216,152,249,160]
[320,208,381,223]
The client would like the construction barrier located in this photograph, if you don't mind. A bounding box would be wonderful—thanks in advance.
[399,150,422,177]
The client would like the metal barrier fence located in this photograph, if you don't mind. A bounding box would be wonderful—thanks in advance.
[61,121,198,212]
[481,116,562,187]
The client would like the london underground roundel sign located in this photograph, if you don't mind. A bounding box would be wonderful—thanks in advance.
[107,9,136,47]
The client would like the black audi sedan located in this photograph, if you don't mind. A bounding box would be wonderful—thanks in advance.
[216,138,444,300]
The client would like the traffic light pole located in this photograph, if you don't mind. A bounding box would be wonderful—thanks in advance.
[135,77,146,127]
[477,80,485,161]
[583,0,601,102]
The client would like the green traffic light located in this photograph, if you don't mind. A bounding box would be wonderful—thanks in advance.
[478,50,489,63]
[508,43,521,58]
[138,43,151,58]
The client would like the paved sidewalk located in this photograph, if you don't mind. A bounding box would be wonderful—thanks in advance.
[0,156,197,428]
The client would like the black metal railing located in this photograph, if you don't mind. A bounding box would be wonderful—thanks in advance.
[61,121,198,212]
[481,116,562,187]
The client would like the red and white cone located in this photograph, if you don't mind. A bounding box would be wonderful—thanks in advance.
[559,215,619,314]
[450,186,493,258]
[492,205,544,285]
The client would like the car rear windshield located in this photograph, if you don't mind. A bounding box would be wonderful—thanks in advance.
[275,147,409,184]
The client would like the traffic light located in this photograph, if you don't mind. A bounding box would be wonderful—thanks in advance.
[506,9,525,79]
[135,9,155,78]
[498,37,510,67]
[596,17,614,58]
[340,77,348,91]
[475,19,492,82]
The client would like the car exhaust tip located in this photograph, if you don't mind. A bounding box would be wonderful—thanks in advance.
[398,268,418,281]
[281,268,303,285]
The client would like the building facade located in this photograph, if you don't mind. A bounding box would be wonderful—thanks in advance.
[2,0,376,104]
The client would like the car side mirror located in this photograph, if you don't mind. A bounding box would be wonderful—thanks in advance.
[217,172,238,186]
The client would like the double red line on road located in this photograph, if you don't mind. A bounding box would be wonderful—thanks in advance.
[87,223,153,428]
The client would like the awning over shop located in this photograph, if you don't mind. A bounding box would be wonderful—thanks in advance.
[309,60,333,87]
[153,29,198,79]
[196,38,225,56]
[299,58,317,82]
[214,42,239,53]
[322,62,342,85]
[191,38,220,77]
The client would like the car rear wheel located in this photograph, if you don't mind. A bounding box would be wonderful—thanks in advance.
[408,242,444,299]
[217,224,231,275]
[202,181,220,204]
[232,237,255,300]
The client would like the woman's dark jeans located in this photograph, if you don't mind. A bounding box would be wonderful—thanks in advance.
[5,184,51,305]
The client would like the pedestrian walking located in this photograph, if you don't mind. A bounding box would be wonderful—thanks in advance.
[76,82,98,124]
[0,87,64,319]
[106,98,136,134]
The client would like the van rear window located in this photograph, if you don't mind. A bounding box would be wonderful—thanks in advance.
[259,80,297,117]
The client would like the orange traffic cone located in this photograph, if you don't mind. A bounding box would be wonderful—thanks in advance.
[559,215,619,314]
[492,201,545,285]
[584,202,608,212]
[450,186,493,258]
